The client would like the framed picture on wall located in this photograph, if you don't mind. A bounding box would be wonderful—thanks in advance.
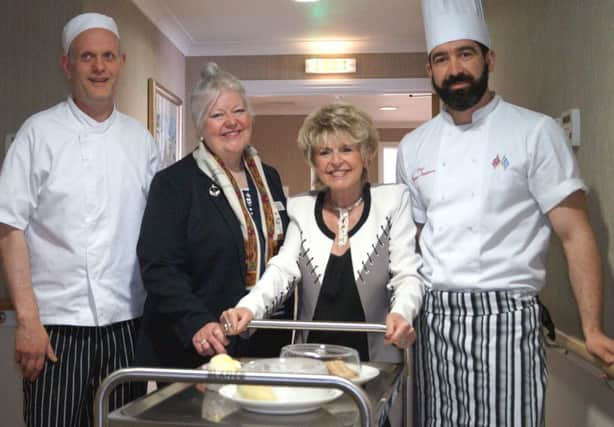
[147,78,183,170]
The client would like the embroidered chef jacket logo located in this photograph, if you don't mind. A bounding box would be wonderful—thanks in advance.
[491,154,510,170]
[411,167,436,182]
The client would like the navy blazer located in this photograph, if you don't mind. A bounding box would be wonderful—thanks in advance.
[135,154,289,368]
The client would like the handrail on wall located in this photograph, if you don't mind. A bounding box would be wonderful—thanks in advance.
[545,328,614,388]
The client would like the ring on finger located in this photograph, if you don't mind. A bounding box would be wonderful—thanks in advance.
[223,323,231,333]
[200,339,207,346]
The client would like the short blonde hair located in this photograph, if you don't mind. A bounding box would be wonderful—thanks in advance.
[297,102,378,189]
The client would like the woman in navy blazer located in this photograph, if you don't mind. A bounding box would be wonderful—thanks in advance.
[136,63,290,369]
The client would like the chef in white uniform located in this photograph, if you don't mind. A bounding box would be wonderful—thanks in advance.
[396,1,614,426]
[0,13,158,427]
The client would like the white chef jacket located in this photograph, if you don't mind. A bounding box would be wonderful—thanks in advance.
[0,97,159,326]
[397,95,585,295]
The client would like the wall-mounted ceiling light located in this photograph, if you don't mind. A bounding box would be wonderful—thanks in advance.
[305,58,356,74]
[378,106,398,111]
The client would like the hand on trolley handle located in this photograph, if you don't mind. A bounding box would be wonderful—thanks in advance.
[221,308,416,350]
[384,312,416,349]
[220,307,254,336]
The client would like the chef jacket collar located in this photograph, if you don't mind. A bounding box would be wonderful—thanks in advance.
[67,95,117,133]
[441,93,500,129]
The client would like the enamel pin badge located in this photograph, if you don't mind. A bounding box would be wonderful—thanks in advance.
[209,184,221,197]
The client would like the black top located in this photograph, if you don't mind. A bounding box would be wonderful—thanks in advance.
[308,250,370,361]
[307,183,372,361]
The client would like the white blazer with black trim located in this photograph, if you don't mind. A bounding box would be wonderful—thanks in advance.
[237,183,424,362]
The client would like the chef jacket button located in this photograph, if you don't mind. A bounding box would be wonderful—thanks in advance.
[442,162,446,167]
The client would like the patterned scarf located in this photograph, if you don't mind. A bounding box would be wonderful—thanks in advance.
[193,141,284,288]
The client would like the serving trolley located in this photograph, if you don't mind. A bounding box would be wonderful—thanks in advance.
[95,320,413,427]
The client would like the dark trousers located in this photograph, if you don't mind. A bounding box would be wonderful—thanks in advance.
[23,318,146,427]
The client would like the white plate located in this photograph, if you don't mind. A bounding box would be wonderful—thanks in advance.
[350,364,380,385]
[218,385,343,414]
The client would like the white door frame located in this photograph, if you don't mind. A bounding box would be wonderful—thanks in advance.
[378,141,401,184]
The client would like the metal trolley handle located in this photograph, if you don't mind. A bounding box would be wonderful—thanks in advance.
[248,319,388,334]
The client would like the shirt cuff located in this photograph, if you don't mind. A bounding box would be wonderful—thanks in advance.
[537,178,586,213]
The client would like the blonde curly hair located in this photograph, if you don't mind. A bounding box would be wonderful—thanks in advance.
[297,102,378,189]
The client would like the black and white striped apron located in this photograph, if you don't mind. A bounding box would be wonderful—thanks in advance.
[414,290,547,427]
[23,318,145,427]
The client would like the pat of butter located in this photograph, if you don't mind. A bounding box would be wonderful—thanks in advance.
[237,385,276,401]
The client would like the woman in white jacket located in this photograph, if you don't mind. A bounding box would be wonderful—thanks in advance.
[221,102,424,363]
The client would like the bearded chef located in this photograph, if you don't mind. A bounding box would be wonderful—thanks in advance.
[396,1,614,425]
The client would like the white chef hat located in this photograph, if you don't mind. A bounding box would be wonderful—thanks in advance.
[62,12,120,54]
[421,0,490,53]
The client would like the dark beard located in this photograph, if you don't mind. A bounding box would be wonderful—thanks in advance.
[432,63,489,111]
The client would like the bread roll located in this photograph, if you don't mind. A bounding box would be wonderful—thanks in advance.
[325,360,359,379]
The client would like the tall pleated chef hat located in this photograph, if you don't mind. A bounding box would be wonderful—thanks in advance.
[62,12,120,54]
[421,0,490,53]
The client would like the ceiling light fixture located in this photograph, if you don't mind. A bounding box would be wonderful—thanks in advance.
[305,58,356,74]
[379,106,398,111]
[294,0,319,2]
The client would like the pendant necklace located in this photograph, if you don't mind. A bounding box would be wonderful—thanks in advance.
[333,196,363,246]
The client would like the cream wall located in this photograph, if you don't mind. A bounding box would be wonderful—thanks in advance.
[0,0,81,167]
[250,115,310,195]
[485,0,614,336]
[485,1,614,425]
